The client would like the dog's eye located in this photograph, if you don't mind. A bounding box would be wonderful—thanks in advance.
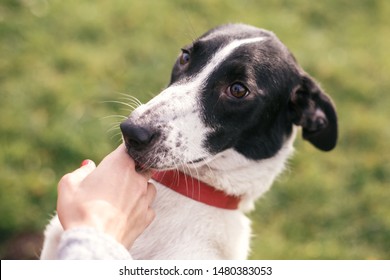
[179,49,190,65]
[228,83,249,98]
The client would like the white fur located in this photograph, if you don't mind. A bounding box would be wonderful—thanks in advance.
[40,36,296,260]
[129,37,266,169]
[40,131,295,259]
[129,131,296,259]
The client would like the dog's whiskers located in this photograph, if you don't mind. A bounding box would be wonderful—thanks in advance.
[180,162,192,197]
[112,132,124,145]
[101,93,145,146]
[119,99,142,107]
[103,100,140,111]
[101,115,126,144]
[118,93,144,107]
[101,114,128,120]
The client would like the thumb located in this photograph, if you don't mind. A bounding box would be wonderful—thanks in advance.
[71,159,97,182]
[57,159,97,200]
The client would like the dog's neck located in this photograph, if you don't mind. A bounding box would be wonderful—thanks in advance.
[181,130,296,212]
[152,170,241,210]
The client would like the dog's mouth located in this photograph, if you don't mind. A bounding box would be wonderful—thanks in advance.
[123,137,210,172]
[129,151,209,173]
[122,144,150,173]
[134,157,208,173]
[187,157,207,165]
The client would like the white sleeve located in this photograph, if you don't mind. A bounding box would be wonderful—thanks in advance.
[57,227,132,260]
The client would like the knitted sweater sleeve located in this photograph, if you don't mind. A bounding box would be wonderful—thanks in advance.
[56,227,132,260]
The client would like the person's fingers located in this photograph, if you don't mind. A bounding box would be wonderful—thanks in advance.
[101,144,136,169]
[144,207,156,228]
[57,160,96,195]
[141,183,156,228]
[127,183,156,226]
[145,182,157,206]
[71,160,96,180]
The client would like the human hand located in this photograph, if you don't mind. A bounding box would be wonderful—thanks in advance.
[56,144,156,249]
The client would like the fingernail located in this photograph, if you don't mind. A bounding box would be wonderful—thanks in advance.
[81,159,91,167]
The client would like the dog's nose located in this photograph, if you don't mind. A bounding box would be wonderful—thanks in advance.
[120,122,155,150]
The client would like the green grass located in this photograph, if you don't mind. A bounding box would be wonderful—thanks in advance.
[1,0,389,259]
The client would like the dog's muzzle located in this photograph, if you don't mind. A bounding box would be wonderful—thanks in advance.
[120,122,156,151]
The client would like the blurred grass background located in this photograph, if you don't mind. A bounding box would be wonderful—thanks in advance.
[0,0,389,259]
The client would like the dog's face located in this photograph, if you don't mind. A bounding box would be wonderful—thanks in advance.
[120,24,337,170]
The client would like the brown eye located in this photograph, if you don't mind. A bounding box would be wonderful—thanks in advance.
[228,82,249,98]
[179,49,190,65]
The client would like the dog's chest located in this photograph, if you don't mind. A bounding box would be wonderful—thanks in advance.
[129,182,251,259]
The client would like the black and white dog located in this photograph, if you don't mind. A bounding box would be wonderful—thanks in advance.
[41,23,337,259]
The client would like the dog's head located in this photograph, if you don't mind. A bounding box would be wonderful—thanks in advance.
[120,24,337,171]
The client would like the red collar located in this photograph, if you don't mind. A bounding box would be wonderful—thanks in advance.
[152,170,241,210]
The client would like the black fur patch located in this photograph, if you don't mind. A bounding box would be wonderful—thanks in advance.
[170,24,304,160]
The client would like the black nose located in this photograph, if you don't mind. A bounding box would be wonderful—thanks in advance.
[120,122,155,150]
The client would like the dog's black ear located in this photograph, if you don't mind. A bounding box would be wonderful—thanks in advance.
[288,73,338,151]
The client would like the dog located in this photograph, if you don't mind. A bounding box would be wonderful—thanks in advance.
[41,23,337,259]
